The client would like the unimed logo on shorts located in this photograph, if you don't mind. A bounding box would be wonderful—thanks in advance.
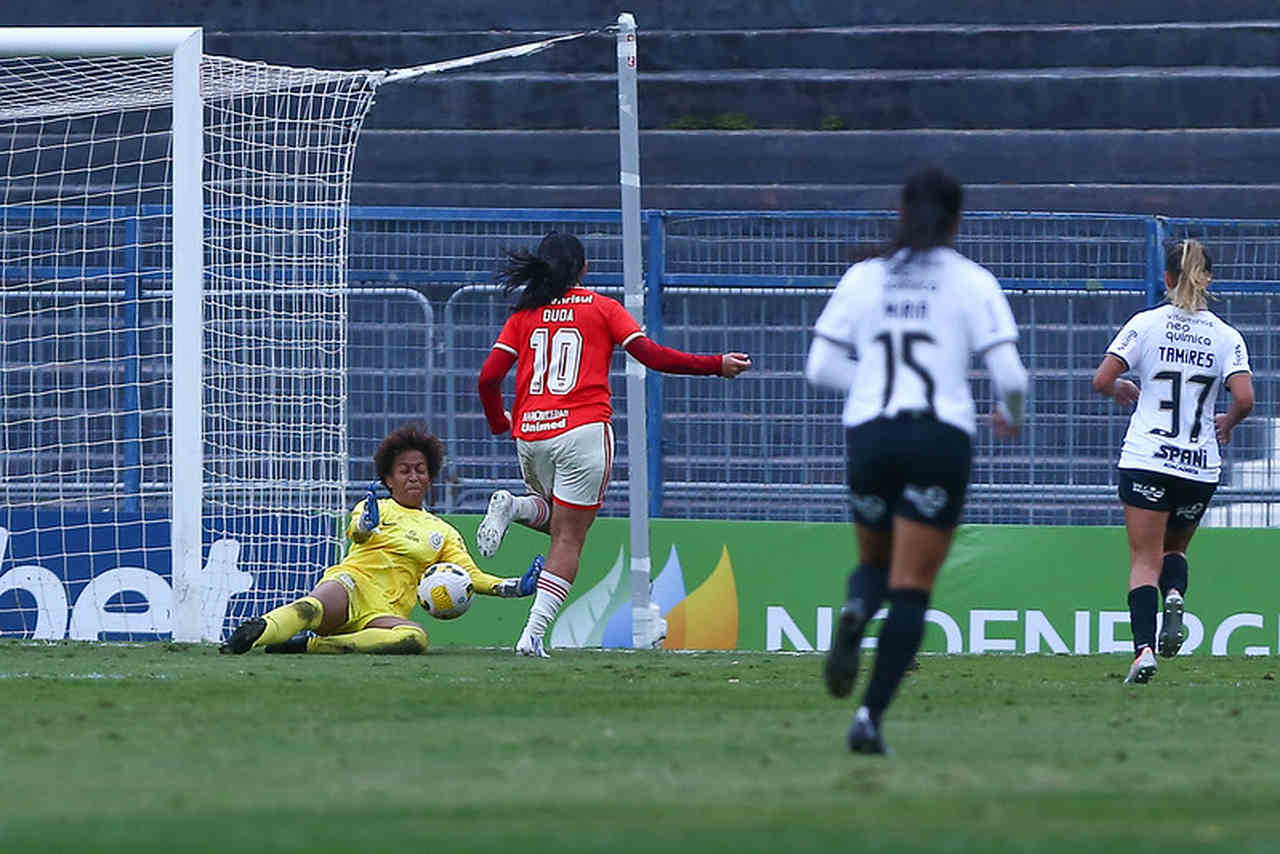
[766,605,1277,656]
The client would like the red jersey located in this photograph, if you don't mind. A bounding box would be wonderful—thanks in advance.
[492,288,643,441]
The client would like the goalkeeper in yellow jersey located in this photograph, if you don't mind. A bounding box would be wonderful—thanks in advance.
[220,423,543,655]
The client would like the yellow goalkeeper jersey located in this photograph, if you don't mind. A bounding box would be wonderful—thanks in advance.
[334,498,504,619]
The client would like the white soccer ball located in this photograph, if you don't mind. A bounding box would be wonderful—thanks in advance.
[418,562,475,620]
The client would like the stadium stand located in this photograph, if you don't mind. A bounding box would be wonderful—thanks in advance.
[5,3,1278,526]
[10,0,1280,213]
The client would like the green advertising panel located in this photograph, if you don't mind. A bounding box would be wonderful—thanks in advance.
[422,516,1280,657]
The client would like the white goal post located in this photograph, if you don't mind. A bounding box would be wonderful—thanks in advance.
[0,27,381,642]
[0,28,209,642]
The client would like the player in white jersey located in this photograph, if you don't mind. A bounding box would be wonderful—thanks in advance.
[806,168,1029,754]
[1093,239,1254,685]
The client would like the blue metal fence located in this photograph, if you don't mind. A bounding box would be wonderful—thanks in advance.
[343,208,1280,525]
[5,207,1279,525]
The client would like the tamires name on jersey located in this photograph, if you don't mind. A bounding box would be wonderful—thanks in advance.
[1157,346,1214,369]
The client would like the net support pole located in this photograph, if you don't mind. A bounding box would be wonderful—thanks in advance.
[616,13,653,649]
[1145,216,1168,308]
[170,28,206,642]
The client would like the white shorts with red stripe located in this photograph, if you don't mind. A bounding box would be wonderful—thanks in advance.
[515,420,614,510]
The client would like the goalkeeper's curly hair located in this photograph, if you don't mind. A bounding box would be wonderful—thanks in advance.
[374,423,444,485]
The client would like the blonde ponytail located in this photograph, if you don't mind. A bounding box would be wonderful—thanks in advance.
[1165,239,1212,312]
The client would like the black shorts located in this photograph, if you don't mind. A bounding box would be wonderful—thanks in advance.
[846,414,973,531]
[1117,467,1218,529]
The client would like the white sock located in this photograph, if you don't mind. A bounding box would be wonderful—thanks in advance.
[512,494,550,527]
[523,570,572,639]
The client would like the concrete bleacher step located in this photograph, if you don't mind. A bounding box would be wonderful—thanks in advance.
[351,127,1280,214]
[348,180,1280,218]
[352,183,1280,219]
[209,22,1280,74]
[364,67,1280,130]
[16,1,1280,218]
[355,128,1280,186]
[14,0,1279,30]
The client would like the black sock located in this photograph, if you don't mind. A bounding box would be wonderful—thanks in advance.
[1159,553,1189,599]
[862,588,930,724]
[1128,585,1159,654]
[845,563,888,619]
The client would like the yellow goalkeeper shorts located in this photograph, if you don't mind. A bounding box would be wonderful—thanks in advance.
[318,566,406,633]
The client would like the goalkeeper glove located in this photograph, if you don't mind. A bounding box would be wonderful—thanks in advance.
[495,554,544,598]
[518,554,544,596]
[357,481,381,533]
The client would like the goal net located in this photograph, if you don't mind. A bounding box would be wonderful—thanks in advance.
[0,24,626,644]
[0,36,380,641]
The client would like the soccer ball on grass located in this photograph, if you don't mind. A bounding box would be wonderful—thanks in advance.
[418,562,474,620]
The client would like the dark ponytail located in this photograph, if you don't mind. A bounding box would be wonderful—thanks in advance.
[496,231,586,312]
[885,168,963,265]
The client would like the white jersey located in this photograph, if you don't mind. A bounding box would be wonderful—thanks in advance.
[1107,304,1251,483]
[813,247,1019,435]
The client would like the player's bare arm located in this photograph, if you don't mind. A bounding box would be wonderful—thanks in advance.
[1092,353,1139,407]
[1215,372,1255,444]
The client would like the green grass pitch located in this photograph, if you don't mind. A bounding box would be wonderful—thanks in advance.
[2,642,1279,853]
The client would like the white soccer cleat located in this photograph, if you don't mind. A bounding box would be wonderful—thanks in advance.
[515,632,550,659]
[476,489,515,558]
[1124,645,1157,684]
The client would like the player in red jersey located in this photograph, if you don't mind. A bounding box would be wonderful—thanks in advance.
[476,231,751,657]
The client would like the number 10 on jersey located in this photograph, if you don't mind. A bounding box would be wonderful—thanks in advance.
[529,327,583,394]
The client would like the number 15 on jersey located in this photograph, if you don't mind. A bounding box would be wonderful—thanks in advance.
[873,329,937,412]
